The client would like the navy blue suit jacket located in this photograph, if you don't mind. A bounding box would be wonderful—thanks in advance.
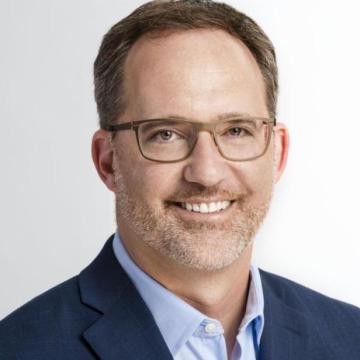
[1,235,360,359]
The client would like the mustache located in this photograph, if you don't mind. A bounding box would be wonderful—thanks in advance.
[167,185,248,202]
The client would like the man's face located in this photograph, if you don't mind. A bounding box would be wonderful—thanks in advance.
[111,29,277,271]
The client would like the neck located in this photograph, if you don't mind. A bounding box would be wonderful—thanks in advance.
[121,233,253,355]
[169,254,252,356]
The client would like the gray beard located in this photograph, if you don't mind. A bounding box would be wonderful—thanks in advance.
[114,176,272,271]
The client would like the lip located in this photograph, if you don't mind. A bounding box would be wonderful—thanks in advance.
[167,200,236,220]
[169,198,234,204]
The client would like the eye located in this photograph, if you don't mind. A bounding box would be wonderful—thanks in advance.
[158,129,173,141]
[149,129,183,142]
[140,120,193,144]
[228,127,251,137]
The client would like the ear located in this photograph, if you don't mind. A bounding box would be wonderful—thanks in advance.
[91,129,117,192]
[273,121,290,183]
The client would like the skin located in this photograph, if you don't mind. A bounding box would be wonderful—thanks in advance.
[92,29,289,356]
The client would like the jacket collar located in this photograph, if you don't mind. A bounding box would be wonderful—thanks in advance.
[259,270,315,360]
[78,235,173,360]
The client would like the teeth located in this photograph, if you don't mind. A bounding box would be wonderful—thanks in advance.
[179,200,232,213]
[221,201,228,210]
[208,202,217,212]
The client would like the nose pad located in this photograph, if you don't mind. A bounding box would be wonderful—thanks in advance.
[183,132,227,187]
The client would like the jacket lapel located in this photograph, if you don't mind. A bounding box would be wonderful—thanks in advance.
[259,271,313,360]
[78,237,318,360]
[78,235,173,360]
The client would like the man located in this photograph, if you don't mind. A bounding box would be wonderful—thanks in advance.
[1,1,359,359]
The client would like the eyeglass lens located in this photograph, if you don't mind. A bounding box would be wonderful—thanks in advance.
[138,119,269,161]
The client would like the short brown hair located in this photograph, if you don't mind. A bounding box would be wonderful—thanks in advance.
[94,0,278,129]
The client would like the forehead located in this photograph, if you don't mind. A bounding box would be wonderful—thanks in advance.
[122,29,268,120]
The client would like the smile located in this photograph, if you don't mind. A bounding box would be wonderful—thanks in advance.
[173,200,234,214]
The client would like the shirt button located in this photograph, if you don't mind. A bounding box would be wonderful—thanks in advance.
[204,323,217,333]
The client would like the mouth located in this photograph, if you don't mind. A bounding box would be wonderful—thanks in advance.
[168,200,236,214]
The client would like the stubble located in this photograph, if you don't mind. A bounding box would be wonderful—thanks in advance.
[113,152,272,271]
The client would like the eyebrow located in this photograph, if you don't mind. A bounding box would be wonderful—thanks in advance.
[162,112,252,122]
[217,112,251,121]
[141,119,186,130]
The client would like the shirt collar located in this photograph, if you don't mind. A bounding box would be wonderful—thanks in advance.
[239,261,265,346]
[112,230,264,355]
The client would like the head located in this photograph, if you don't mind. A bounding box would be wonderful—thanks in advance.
[92,0,289,271]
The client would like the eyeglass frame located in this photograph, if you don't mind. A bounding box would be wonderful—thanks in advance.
[103,116,277,163]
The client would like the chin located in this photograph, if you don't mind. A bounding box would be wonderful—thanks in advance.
[150,231,254,271]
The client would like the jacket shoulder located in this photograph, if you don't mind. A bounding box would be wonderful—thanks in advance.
[0,276,99,359]
[260,269,360,314]
[260,269,360,352]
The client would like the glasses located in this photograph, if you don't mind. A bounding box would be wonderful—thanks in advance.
[103,116,276,163]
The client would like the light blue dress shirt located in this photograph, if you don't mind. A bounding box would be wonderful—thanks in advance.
[113,231,264,360]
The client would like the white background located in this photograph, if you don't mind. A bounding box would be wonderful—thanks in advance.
[0,0,359,319]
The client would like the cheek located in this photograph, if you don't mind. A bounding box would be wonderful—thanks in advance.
[235,157,274,202]
[127,162,181,202]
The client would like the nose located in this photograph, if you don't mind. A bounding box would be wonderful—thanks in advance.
[183,131,229,187]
